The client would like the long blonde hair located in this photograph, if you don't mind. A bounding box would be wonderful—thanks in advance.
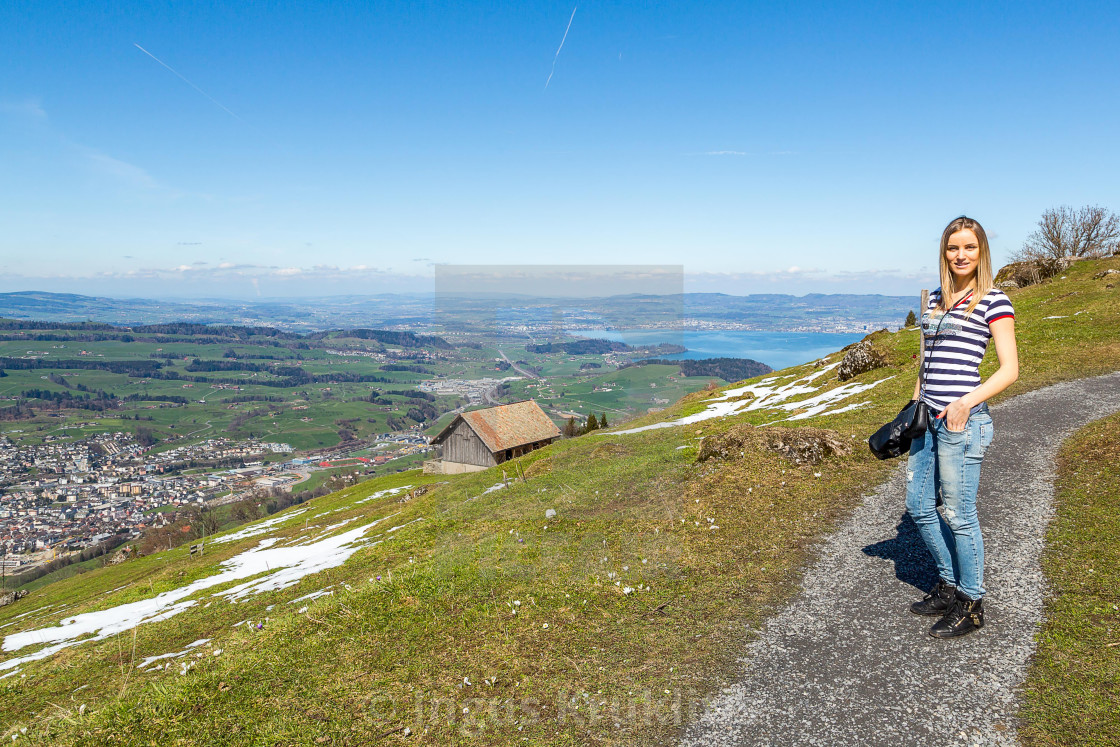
[938,215,993,315]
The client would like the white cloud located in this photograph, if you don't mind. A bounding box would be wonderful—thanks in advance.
[4,99,173,193]
[682,267,938,295]
[82,149,159,190]
[9,263,400,283]
[0,99,47,119]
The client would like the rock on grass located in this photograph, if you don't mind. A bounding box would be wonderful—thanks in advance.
[836,341,887,381]
[696,423,851,466]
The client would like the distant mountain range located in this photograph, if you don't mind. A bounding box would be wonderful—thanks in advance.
[0,290,919,332]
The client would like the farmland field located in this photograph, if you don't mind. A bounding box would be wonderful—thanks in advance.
[0,322,724,456]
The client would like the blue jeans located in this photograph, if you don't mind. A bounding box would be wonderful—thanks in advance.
[904,405,994,600]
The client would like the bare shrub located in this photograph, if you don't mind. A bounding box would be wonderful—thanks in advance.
[1014,205,1120,262]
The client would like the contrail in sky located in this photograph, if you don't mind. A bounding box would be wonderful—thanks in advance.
[545,7,577,89]
[134,43,242,121]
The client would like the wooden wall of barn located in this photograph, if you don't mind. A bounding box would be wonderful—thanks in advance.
[442,419,497,468]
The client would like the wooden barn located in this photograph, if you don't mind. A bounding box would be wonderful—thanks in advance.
[424,399,561,474]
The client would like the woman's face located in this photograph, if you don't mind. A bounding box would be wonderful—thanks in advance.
[945,228,981,286]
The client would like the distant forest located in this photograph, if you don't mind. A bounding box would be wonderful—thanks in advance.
[0,357,397,388]
[0,317,452,350]
[628,357,772,381]
[526,339,632,355]
[313,328,453,349]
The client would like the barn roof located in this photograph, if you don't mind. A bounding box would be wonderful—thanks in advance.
[431,399,561,453]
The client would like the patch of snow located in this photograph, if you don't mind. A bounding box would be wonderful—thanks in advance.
[286,516,360,547]
[611,363,891,434]
[385,518,425,534]
[354,485,412,505]
[138,651,186,669]
[138,639,210,670]
[318,517,356,534]
[0,512,410,672]
[289,588,335,604]
[782,400,873,421]
[6,609,46,623]
[210,508,309,544]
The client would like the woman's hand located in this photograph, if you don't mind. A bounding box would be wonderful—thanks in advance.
[938,399,970,432]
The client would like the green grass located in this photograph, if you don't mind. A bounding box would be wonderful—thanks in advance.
[1019,411,1120,747]
[291,453,428,494]
[0,258,1117,745]
[0,324,717,453]
[4,556,108,594]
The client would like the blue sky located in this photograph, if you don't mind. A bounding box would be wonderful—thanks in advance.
[1,1,1118,298]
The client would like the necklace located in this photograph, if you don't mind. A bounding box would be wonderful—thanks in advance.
[951,286,975,304]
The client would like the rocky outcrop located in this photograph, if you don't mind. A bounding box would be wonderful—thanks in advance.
[836,341,887,381]
[108,546,133,565]
[697,424,758,462]
[994,257,1084,290]
[760,426,852,465]
[0,589,28,608]
[697,423,851,466]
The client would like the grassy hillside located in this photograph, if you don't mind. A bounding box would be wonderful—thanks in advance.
[1,257,1117,746]
[1020,411,1120,747]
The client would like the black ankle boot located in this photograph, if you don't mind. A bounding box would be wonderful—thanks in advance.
[929,590,984,639]
[910,579,956,616]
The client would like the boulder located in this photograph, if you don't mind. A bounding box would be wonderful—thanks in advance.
[994,257,1076,290]
[108,545,133,565]
[696,423,851,466]
[760,426,852,465]
[836,341,887,381]
[403,483,445,502]
[0,589,28,608]
[696,424,757,462]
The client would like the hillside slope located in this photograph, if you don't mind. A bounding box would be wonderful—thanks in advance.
[1,257,1118,746]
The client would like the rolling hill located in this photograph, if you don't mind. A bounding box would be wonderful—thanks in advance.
[1,256,1118,746]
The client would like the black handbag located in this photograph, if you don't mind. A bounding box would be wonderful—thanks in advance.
[868,398,928,459]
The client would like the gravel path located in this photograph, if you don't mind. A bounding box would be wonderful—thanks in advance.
[677,372,1120,747]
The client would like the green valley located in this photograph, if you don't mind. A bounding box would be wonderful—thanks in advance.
[0,257,1116,745]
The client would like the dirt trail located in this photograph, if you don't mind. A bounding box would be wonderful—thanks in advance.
[677,371,1120,747]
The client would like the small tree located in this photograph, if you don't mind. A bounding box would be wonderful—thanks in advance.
[583,413,598,434]
[562,416,578,438]
[1015,205,1120,261]
[599,412,608,429]
[905,310,917,328]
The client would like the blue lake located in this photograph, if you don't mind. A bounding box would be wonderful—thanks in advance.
[565,329,866,371]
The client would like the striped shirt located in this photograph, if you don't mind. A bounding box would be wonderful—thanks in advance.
[919,287,1015,410]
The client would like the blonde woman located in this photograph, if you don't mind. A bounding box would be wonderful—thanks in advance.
[905,216,1019,638]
